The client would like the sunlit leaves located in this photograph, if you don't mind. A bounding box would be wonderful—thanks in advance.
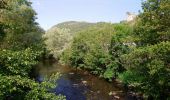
[61,23,132,80]
[0,0,65,99]
[0,48,41,76]
[121,41,170,99]
[0,74,66,100]
[135,0,170,45]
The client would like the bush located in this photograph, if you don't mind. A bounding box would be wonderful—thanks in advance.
[120,41,170,99]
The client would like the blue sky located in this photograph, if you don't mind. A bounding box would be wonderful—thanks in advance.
[31,0,142,30]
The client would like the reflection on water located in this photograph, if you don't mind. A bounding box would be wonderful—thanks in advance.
[34,60,137,100]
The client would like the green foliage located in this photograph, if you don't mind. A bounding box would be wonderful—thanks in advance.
[0,0,37,35]
[0,48,65,99]
[44,28,71,58]
[61,1,170,99]
[61,23,133,80]
[56,21,95,33]
[1,0,169,99]
[109,23,134,78]
[0,0,45,50]
[0,74,66,100]
[24,73,66,100]
[120,41,170,99]
[0,49,40,76]
[0,48,66,99]
[0,0,65,99]
[44,21,95,58]
[118,0,170,99]
[134,0,170,45]
[103,64,115,81]
[70,23,114,75]
[60,0,170,99]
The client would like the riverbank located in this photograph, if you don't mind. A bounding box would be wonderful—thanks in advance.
[34,60,143,100]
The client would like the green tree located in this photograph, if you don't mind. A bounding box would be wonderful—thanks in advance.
[109,23,133,78]
[44,28,71,58]
[120,0,170,99]
[61,23,134,81]
[0,0,65,99]
[134,0,170,45]
[0,0,42,49]
[44,21,94,59]
[120,41,170,99]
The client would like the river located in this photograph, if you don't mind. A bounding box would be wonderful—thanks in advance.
[34,60,139,100]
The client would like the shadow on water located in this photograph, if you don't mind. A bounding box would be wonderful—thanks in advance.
[34,60,141,100]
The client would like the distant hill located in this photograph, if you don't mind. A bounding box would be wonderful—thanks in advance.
[52,21,95,34]
[44,21,95,58]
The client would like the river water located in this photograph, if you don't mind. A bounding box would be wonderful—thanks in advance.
[34,60,138,100]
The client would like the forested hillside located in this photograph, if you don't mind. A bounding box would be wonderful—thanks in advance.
[44,21,95,58]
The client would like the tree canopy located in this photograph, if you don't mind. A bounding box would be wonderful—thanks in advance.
[0,0,65,99]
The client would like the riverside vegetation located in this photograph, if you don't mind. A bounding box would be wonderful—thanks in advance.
[0,0,170,100]
[46,0,170,99]
[0,0,65,99]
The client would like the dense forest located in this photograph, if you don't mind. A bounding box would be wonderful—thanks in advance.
[0,0,170,100]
